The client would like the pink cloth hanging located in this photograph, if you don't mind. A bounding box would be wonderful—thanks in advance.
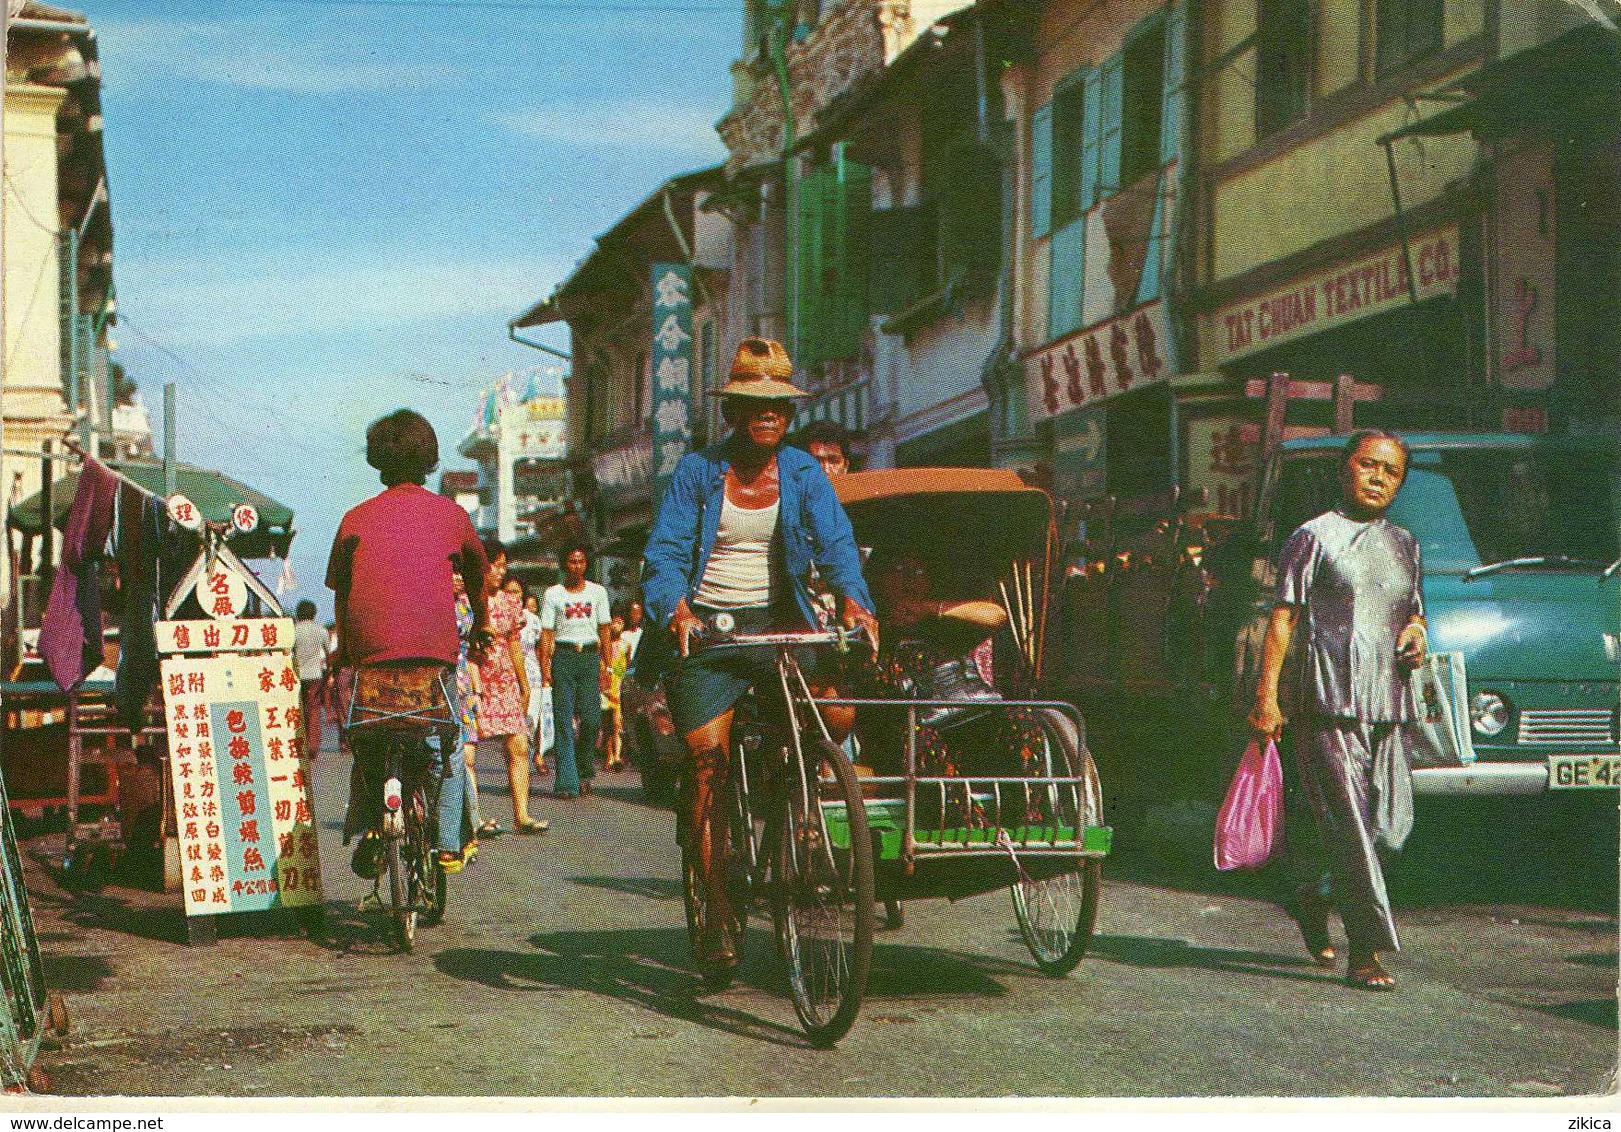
[39,457,119,691]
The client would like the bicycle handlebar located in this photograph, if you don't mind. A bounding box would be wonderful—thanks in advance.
[690,624,874,655]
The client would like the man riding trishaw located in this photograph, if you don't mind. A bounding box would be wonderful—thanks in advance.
[640,337,877,974]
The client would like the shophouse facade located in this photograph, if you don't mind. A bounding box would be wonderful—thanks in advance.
[3,4,149,622]
[3,5,122,495]
[510,166,730,588]
[1001,0,1192,501]
[714,0,985,469]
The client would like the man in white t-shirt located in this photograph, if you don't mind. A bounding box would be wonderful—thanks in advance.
[540,543,613,797]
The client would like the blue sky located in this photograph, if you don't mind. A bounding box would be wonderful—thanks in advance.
[91,0,736,616]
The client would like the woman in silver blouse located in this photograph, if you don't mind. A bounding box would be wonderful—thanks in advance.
[1250,430,1428,992]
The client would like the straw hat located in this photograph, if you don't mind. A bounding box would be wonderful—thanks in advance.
[708,337,809,399]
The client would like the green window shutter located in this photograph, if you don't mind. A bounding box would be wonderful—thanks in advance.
[833,151,872,359]
[1080,69,1102,211]
[796,166,826,368]
[1135,171,1166,305]
[1160,2,1186,165]
[1031,102,1053,239]
[1099,53,1124,201]
[1047,216,1085,340]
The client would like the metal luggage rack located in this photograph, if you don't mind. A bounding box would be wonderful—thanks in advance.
[813,696,1107,866]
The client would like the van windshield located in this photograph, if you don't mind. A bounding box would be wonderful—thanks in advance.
[1275,442,1621,573]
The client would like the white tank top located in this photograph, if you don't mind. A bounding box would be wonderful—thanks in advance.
[694,495,779,609]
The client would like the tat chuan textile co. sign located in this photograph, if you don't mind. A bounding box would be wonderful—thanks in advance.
[1024,300,1172,425]
[157,621,323,918]
[650,263,695,501]
[1208,226,1460,365]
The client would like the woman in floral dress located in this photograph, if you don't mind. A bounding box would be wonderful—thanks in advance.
[476,542,548,834]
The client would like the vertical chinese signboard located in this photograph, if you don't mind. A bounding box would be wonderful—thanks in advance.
[157,604,322,918]
[650,262,694,504]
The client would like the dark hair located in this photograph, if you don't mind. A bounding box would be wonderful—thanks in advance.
[558,541,591,569]
[366,409,439,486]
[295,600,317,620]
[481,535,506,563]
[798,419,851,460]
[1341,429,1410,474]
[503,576,529,600]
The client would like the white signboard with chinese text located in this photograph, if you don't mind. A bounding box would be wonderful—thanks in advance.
[157,617,294,656]
[1024,301,1172,426]
[1205,226,1460,365]
[157,644,323,916]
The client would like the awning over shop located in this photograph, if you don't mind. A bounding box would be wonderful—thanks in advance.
[9,460,296,559]
[1383,25,1621,144]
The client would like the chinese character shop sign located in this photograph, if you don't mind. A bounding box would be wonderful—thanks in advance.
[650,263,694,499]
[1207,226,1460,365]
[1024,300,1172,425]
[157,618,323,917]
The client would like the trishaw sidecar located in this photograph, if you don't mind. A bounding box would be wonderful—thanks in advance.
[824,468,1110,975]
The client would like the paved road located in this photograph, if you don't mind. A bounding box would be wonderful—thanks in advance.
[18,736,1619,1099]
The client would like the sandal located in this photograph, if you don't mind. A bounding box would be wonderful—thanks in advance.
[1346,953,1395,991]
[514,818,550,835]
[1288,897,1337,968]
[436,849,465,875]
[475,821,504,838]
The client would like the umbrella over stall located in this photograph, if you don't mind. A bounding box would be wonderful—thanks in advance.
[9,459,296,561]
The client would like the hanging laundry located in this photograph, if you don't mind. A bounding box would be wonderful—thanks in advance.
[39,457,118,692]
[115,489,166,730]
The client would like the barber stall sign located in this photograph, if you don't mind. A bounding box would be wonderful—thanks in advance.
[157,636,323,917]
[650,262,694,501]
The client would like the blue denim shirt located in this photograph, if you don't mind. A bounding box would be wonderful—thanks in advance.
[642,441,874,630]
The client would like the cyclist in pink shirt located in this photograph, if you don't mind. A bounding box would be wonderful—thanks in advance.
[328,409,490,875]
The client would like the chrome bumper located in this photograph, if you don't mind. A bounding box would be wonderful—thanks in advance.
[1412,761,1550,796]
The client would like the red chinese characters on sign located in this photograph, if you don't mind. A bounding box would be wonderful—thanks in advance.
[160,652,324,917]
[1025,302,1171,424]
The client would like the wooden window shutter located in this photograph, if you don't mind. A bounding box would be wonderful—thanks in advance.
[1160,2,1186,166]
[1047,217,1086,340]
[1080,69,1102,211]
[1099,53,1124,202]
[1031,101,1054,239]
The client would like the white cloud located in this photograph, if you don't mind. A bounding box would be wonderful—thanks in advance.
[495,101,727,157]
[96,19,458,95]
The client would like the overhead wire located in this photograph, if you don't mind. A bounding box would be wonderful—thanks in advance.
[115,318,354,467]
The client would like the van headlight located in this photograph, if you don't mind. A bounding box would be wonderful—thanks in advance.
[1470,690,1511,737]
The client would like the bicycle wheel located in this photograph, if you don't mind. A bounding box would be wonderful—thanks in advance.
[385,834,413,953]
[771,736,874,1047]
[679,770,749,987]
[1010,708,1102,976]
[412,785,447,929]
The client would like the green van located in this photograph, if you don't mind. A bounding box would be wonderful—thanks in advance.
[1256,433,1621,794]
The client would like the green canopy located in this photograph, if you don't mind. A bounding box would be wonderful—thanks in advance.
[9,460,296,560]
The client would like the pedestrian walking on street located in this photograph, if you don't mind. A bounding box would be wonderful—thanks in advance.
[539,542,613,798]
[518,585,547,771]
[1250,429,1427,992]
[600,612,628,772]
[476,541,549,835]
[292,601,329,761]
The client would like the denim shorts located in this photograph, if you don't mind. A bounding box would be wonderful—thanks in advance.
[666,605,822,736]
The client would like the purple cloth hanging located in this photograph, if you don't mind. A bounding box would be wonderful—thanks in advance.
[39,458,119,692]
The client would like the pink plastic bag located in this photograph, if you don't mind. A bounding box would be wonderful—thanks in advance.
[1213,737,1283,871]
